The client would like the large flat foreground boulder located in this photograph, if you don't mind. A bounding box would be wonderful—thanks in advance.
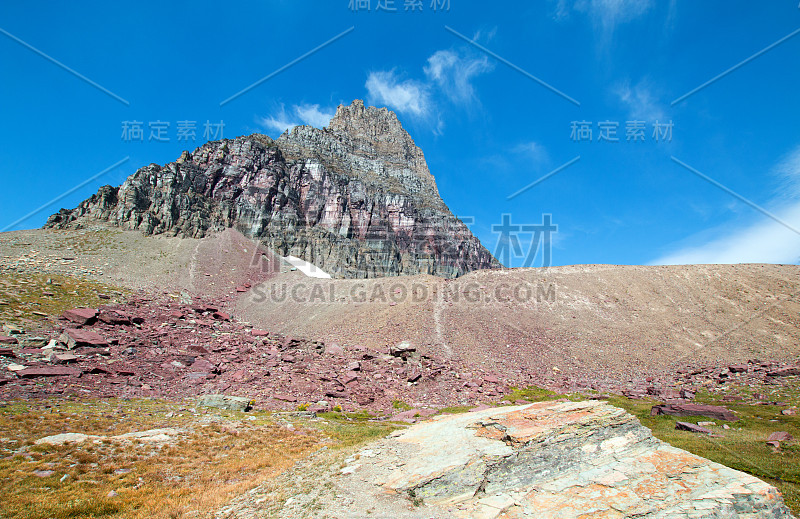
[340,401,794,518]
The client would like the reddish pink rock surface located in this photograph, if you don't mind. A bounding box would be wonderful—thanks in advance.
[62,308,98,325]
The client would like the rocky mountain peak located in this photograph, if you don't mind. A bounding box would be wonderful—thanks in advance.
[46,100,500,279]
[277,100,440,201]
[328,99,404,140]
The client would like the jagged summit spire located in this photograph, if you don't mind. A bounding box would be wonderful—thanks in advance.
[277,99,440,198]
[328,99,404,138]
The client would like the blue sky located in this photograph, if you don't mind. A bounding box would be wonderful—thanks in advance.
[1,1,799,267]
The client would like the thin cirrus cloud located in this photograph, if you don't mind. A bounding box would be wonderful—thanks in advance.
[258,103,335,135]
[652,147,800,265]
[365,48,494,125]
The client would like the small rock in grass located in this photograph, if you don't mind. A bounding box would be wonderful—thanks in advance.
[767,431,793,443]
[675,422,713,434]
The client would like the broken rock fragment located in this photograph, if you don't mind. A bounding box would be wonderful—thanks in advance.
[389,341,415,359]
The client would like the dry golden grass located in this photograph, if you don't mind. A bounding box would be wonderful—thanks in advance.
[0,398,333,519]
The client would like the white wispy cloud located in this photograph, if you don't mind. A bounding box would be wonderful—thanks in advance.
[258,103,335,135]
[258,105,298,135]
[775,144,800,203]
[575,0,653,28]
[294,104,335,128]
[652,147,800,265]
[365,49,494,132]
[513,141,550,164]
[471,26,498,43]
[556,0,655,43]
[424,50,493,105]
[615,79,666,121]
[365,69,431,117]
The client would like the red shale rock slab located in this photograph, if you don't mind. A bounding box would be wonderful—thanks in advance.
[62,308,98,325]
[191,358,217,373]
[650,403,738,421]
[98,310,131,325]
[767,366,800,377]
[16,366,81,378]
[61,328,109,348]
[675,421,713,434]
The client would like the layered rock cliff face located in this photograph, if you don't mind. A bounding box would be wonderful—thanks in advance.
[45,100,500,278]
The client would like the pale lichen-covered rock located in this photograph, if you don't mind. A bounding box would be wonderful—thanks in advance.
[332,400,795,518]
[35,428,182,446]
[45,100,500,279]
[197,394,253,412]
